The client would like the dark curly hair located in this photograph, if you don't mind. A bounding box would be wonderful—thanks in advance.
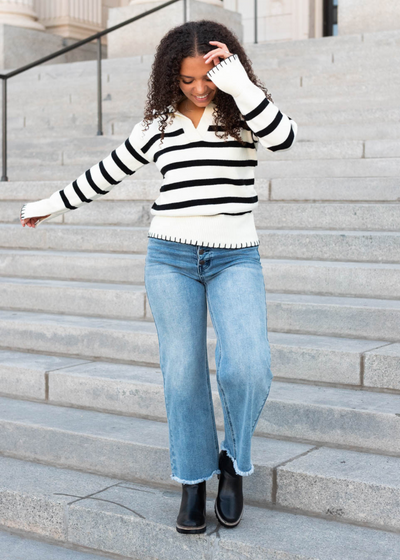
[142,20,273,144]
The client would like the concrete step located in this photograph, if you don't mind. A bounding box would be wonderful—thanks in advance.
[244,29,400,58]
[5,149,383,184]
[7,198,400,232]
[2,276,400,341]
[5,138,373,163]
[10,137,397,163]
[0,353,399,453]
[270,177,400,202]
[0,528,117,560]
[2,177,400,205]
[263,122,400,142]
[7,93,400,135]
[0,309,389,388]
[1,456,399,560]
[5,223,400,263]
[2,249,400,299]
[0,394,400,528]
[257,157,400,179]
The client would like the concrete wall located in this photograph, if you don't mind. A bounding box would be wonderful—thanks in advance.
[338,0,400,35]
[223,0,318,43]
[107,0,242,58]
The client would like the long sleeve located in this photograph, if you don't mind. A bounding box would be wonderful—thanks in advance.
[207,54,297,152]
[20,120,152,226]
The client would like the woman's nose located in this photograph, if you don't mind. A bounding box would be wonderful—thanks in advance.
[193,81,208,94]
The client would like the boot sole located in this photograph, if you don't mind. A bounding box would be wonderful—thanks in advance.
[214,499,243,528]
[176,522,207,534]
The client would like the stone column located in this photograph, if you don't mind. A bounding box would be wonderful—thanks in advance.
[0,0,44,30]
[338,0,400,35]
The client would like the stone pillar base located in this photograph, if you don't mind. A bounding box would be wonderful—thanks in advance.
[0,1,45,31]
[0,24,107,70]
[107,0,242,59]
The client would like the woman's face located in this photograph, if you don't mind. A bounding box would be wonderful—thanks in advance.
[179,55,218,107]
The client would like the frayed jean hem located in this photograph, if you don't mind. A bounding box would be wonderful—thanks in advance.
[221,444,254,477]
[171,468,221,485]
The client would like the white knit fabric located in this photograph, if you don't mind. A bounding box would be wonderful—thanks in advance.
[20,54,297,247]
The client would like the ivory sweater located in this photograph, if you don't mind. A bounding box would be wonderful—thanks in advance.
[20,54,298,249]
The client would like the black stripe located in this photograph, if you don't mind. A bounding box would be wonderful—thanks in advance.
[152,195,258,212]
[154,140,255,163]
[60,189,77,210]
[111,150,135,175]
[268,126,295,152]
[141,129,185,153]
[218,210,253,216]
[124,138,149,165]
[208,125,225,132]
[255,111,283,138]
[99,161,119,185]
[243,98,270,121]
[161,159,257,176]
[72,180,92,203]
[85,170,109,195]
[161,177,254,193]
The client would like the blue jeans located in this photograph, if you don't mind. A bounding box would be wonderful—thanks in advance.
[144,237,273,485]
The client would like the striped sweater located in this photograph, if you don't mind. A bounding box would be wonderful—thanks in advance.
[20,54,298,249]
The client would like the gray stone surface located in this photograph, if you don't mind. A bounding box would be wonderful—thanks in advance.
[364,343,400,391]
[0,310,384,385]
[256,157,400,179]
[2,250,400,298]
[1,455,398,560]
[0,248,146,283]
[261,259,400,299]
[3,278,400,340]
[0,456,119,540]
[7,221,400,263]
[264,293,400,341]
[270,177,400,202]
[257,230,400,262]
[0,349,88,399]
[338,0,400,35]
[0,277,146,320]
[0,529,117,560]
[277,446,400,529]
[0,395,314,505]
[48,362,400,454]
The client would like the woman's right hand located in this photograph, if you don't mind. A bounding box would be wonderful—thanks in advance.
[20,215,50,228]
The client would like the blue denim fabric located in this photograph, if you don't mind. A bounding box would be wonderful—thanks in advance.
[144,237,273,485]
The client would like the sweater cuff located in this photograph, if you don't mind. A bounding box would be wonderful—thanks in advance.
[20,194,69,226]
[207,53,268,114]
[207,54,253,98]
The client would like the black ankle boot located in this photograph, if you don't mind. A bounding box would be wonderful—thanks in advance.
[176,480,207,534]
[214,450,243,528]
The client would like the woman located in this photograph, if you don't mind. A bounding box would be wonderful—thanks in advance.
[20,20,297,534]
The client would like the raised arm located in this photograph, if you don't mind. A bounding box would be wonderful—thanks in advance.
[20,120,151,227]
[206,53,297,152]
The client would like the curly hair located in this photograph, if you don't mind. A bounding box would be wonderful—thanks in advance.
[142,20,273,144]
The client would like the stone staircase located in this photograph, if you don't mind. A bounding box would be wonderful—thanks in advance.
[0,27,400,560]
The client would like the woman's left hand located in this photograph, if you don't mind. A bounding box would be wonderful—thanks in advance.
[203,41,233,66]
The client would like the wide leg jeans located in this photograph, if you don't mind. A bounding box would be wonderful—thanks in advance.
[144,237,273,485]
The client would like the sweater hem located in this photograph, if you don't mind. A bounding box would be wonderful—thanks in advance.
[147,232,260,250]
